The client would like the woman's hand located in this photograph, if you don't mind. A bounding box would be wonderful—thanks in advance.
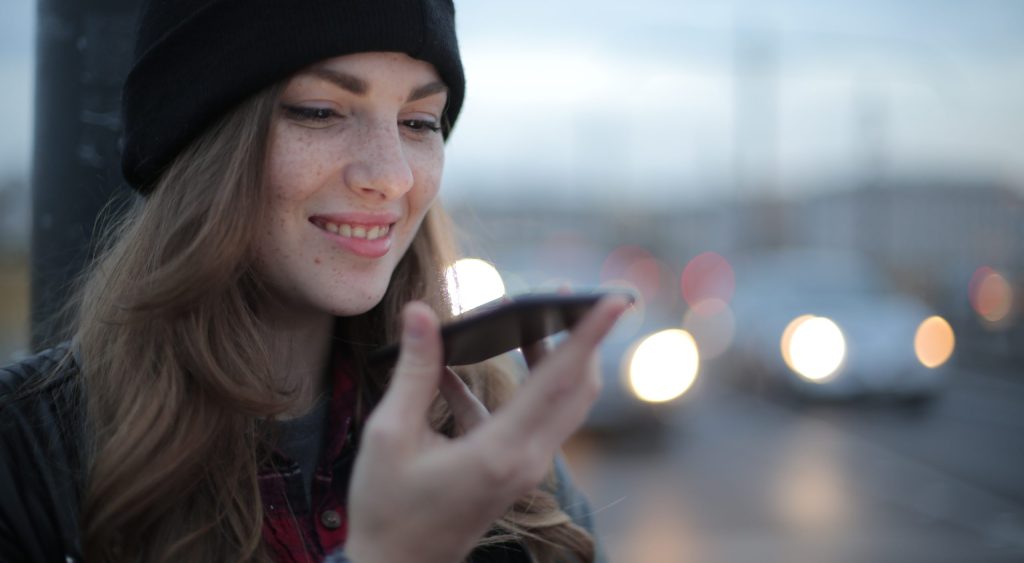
[344,297,628,563]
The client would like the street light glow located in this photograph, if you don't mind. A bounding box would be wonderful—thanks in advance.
[915,316,955,368]
[445,258,506,315]
[627,329,700,403]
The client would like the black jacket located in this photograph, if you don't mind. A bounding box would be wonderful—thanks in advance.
[0,347,602,563]
[0,344,85,561]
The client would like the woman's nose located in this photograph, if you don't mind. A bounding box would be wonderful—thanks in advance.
[343,121,415,201]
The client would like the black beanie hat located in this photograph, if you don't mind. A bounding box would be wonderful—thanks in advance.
[121,0,465,192]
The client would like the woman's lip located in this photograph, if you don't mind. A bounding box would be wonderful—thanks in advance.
[312,221,394,258]
[309,211,401,226]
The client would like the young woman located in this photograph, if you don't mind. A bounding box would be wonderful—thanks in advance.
[0,1,627,562]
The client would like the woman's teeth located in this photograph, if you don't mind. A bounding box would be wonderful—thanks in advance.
[322,222,390,241]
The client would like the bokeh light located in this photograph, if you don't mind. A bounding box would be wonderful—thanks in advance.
[601,245,663,304]
[780,314,816,371]
[774,439,852,534]
[626,329,700,403]
[680,251,735,314]
[681,299,735,360]
[445,258,506,315]
[498,270,530,296]
[626,257,663,302]
[968,266,1014,324]
[601,245,652,280]
[914,316,955,368]
[785,316,846,382]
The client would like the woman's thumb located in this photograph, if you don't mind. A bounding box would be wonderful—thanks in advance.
[380,302,445,421]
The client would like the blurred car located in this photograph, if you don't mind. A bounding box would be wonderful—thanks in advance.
[584,302,698,434]
[723,249,953,402]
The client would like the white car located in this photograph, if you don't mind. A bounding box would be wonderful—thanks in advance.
[725,249,952,401]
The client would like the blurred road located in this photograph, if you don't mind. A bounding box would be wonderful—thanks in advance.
[566,367,1024,563]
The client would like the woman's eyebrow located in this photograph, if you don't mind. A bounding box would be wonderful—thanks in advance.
[407,81,447,102]
[307,67,368,95]
[302,67,446,104]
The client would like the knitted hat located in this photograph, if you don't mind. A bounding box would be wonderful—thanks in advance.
[121,0,464,192]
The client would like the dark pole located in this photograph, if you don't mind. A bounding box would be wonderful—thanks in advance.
[30,0,138,351]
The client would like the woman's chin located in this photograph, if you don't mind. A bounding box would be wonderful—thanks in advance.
[323,288,388,318]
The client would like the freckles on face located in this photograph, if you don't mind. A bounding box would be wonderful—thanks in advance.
[253,52,447,320]
[270,128,323,195]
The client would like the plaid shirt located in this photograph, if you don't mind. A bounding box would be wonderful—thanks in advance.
[256,353,550,563]
[260,350,360,563]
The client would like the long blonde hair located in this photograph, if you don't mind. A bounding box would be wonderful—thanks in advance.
[73,83,594,562]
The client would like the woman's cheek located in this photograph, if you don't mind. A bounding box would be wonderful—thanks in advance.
[267,127,330,193]
[414,147,445,204]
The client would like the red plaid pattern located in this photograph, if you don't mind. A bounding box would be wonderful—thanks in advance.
[260,349,360,563]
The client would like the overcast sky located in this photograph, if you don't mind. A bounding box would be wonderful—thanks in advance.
[2,0,1023,206]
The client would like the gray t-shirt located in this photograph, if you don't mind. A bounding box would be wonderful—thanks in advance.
[275,396,330,506]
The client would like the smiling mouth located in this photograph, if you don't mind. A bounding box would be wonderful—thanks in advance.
[310,219,393,241]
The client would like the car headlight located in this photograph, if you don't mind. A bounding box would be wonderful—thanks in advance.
[625,329,700,403]
[915,316,955,368]
[781,316,846,382]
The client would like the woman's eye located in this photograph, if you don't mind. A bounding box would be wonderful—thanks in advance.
[282,105,339,123]
[401,119,441,134]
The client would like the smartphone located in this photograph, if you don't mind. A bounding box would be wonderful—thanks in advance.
[368,289,636,367]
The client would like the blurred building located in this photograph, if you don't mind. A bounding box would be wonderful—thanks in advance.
[453,178,1022,277]
[799,180,1024,288]
[449,176,1024,367]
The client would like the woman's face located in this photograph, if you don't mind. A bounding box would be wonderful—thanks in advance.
[257,52,447,319]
